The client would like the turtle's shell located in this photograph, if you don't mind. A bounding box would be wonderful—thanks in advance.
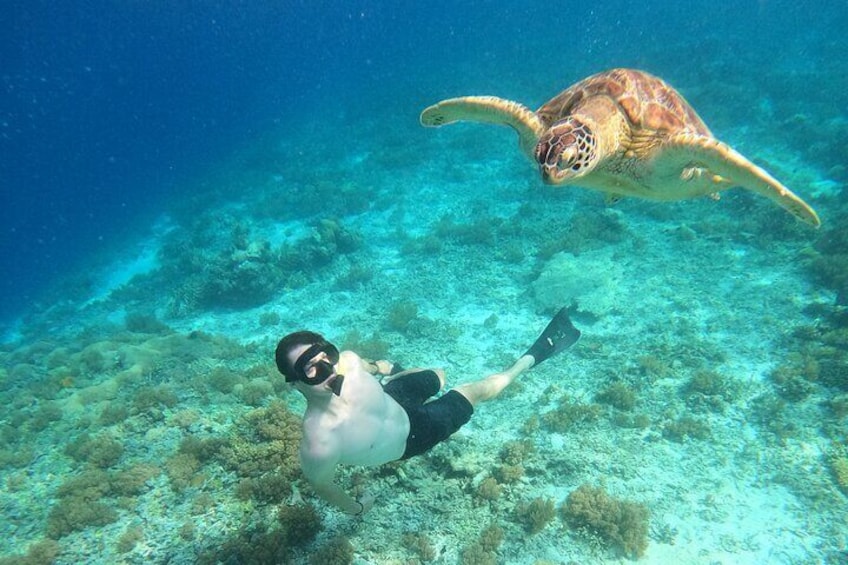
[535,68,711,137]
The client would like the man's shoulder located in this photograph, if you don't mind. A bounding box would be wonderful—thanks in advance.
[338,349,362,364]
[338,350,368,376]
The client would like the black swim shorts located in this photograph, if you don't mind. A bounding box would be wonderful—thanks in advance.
[383,369,474,459]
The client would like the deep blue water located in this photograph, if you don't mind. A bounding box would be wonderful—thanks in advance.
[2,0,845,323]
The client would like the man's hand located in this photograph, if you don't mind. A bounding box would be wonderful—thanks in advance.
[354,493,376,516]
[374,360,393,375]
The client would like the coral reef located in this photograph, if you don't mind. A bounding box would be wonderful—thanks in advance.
[662,415,711,442]
[197,525,290,565]
[475,477,502,502]
[153,215,363,313]
[308,535,355,565]
[807,216,848,298]
[541,396,603,433]
[116,525,144,554]
[595,381,637,411]
[562,483,649,558]
[277,503,323,546]
[830,453,848,495]
[385,300,420,334]
[0,539,61,565]
[401,531,437,562]
[214,400,302,503]
[46,470,120,538]
[515,497,556,534]
[682,370,738,412]
[340,330,390,361]
[460,523,504,565]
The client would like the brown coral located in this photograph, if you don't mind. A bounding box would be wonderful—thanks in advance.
[562,483,649,558]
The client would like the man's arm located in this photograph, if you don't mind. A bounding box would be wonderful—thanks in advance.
[300,444,371,515]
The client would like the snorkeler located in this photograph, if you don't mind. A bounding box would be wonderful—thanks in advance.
[274,307,580,515]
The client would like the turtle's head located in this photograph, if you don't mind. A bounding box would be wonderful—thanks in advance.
[534,117,597,185]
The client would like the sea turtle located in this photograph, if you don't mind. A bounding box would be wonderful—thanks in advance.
[420,68,820,227]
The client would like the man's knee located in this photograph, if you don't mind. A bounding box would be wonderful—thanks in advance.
[434,368,446,388]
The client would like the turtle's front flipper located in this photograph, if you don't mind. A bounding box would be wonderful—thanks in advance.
[420,96,545,160]
[661,133,821,227]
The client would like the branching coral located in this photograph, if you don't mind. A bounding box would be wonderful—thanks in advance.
[214,400,302,502]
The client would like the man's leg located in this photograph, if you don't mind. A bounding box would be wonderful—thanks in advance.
[451,307,580,407]
[452,354,535,406]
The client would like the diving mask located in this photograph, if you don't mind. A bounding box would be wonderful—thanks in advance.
[291,342,345,395]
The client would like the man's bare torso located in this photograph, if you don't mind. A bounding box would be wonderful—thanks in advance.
[300,351,410,467]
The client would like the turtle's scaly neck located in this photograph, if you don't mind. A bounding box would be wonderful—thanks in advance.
[571,96,629,165]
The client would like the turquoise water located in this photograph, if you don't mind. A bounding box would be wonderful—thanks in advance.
[2,2,847,563]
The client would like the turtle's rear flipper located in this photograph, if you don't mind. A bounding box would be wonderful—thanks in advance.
[523,307,581,366]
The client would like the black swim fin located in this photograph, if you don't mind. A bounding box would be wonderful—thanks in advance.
[523,307,581,366]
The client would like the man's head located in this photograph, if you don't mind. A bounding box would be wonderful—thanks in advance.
[275,331,344,395]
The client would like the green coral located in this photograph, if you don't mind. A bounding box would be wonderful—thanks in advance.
[207,366,244,394]
[45,462,161,539]
[236,378,275,406]
[807,219,848,295]
[124,313,171,334]
[27,401,64,433]
[192,400,304,503]
[432,214,494,246]
[684,370,729,397]
[258,310,281,327]
[562,483,649,558]
[157,215,363,313]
